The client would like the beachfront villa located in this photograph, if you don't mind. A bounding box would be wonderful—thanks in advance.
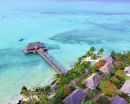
[99,63,113,73]
[120,80,130,96]
[124,67,130,76]
[63,88,86,104]
[102,56,114,64]
[111,96,128,104]
[84,73,101,89]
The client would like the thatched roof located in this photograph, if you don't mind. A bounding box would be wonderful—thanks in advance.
[120,80,130,95]
[63,88,86,104]
[99,63,113,73]
[26,42,46,50]
[111,96,128,104]
[102,56,114,64]
[84,73,101,89]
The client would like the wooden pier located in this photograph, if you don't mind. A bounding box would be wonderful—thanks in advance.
[23,42,66,74]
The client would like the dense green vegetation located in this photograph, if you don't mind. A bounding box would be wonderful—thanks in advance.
[21,86,51,104]
[87,89,98,98]
[81,100,95,104]
[82,47,104,60]
[99,80,117,96]
[111,51,130,67]
[96,96,109,104]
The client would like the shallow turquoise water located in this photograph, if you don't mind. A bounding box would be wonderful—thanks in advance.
[0,0,130,104]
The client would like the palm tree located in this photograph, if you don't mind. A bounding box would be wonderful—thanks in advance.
[98,48,104,54]
[55,73,69,86]
[86,51,91,57]
[34,89,51,104]
[20,86,30,99]
[89,47,95,53]
[55,73,64,81]
[67,69,79,80]
[97,48,104,57]
[91,53,96,60]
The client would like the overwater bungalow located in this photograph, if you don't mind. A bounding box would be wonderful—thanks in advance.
[23,42,47,54]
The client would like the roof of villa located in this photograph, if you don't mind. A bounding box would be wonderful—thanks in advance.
[120,80,130,94]
[102,56,114,64]
[99,63,113,73]
[111,96,128,104]
[84,73,101,89]
[63,88,86,104]
[26,42,46,50]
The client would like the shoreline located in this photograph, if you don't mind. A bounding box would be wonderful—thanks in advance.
[8,78,54,104]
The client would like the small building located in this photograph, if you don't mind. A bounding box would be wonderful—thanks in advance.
[102,56,114,64]
[99,63,113,73]
[124,66,130,76]
[120,80,130,96]
[24,42,47,54]
[63,88,86,104]
[84,73,101,89]
[111,96,128,104]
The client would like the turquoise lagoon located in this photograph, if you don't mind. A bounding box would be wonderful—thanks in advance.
[0,0,130,103]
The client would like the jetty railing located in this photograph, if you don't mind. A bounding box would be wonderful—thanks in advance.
[37,50,66,74]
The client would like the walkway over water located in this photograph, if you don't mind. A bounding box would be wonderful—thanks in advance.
[23,42,66,74]
[37,49,66,73]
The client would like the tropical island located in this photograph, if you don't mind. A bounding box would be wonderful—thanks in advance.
[18,47,130,104]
